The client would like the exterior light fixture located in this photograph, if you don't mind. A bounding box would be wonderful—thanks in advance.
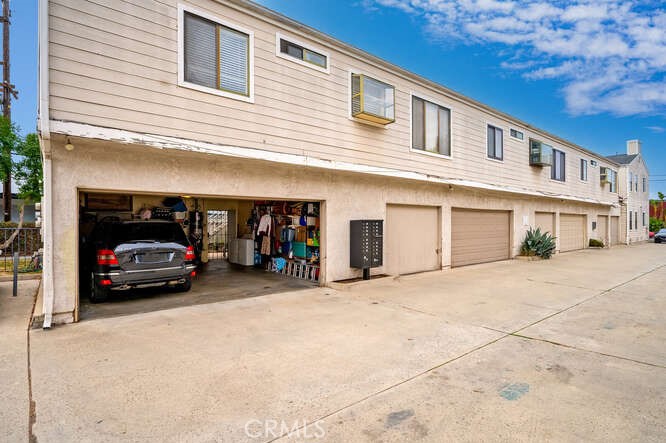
[65,137,74,151]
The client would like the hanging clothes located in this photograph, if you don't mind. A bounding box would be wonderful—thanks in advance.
[261,235,271,255]
[257,213,272,236]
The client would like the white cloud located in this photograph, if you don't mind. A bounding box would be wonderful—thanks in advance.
[646,125,665,133]
[365,0,666,116]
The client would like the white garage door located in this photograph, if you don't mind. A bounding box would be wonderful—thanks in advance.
[386,205,440,275]
[535,212,555,235]
[596,216,608,245]
[610,216,620,245]
[452,209,511,267]
[559,214,586,252]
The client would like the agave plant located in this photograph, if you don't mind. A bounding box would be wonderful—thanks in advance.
[520,227,556,259]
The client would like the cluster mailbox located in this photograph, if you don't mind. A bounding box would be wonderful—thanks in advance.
[350,220,383,279]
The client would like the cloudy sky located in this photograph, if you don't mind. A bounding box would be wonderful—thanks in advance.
[9,0,666,196]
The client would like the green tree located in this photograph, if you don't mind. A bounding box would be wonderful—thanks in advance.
[659,191,665,202]
[13,133,43,202]
[0,116,20,184]
[650,217,664,233]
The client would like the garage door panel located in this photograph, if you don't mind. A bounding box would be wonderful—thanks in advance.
[452,209,510,267]
[560,214,586,252]
[611,216,620,245]
[597,216,608,244]
[387,205,440,275]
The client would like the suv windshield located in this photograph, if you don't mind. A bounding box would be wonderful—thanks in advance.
[94,222,188,247]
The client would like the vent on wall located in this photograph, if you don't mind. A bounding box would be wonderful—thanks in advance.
[351,74,395,125]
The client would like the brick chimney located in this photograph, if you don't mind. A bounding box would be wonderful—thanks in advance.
[627,139,641,155]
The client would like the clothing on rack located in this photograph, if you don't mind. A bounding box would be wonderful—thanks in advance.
[257,214,272,236]
[261,235,271,255]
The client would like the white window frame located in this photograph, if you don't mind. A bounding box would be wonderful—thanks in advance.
[346,68,393,129]
[550,148,566,183]
[177,4,255,103]
[509,128,525,141]
[275,32,330,74]
[580,158,588,182]
[609,169,617,193]
[485,121,504,163]
[408,91,454,159]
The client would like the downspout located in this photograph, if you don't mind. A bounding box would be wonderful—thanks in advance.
[38,0,54,328]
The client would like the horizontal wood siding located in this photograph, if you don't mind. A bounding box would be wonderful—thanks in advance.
[49,0,618,204]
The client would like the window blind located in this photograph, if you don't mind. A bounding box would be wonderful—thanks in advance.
[219,26,249,95]
[184,13,217,89]
[184,12,249,97]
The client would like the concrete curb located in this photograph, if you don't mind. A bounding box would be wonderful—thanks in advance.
[0,274,42,282]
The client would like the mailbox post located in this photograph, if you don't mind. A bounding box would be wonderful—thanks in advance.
[350,220,383,280]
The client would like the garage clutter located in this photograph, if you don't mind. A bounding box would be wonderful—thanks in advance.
[246,201,320,282]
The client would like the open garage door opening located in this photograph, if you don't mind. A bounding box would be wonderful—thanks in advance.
[78,191,323,321]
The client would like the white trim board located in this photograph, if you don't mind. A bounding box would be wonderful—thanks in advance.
[49,120,618,207]
[177,4,255,103]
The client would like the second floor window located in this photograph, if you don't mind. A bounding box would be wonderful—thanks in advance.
[551,149,565,181]
[183,12,250,97]
[629,211,633,230]
[580,159,588,181]
[279,38,327,69]
[609,170,617,193]
[412,96,451,156]
[487,125,503,160]
[643,177,647,192]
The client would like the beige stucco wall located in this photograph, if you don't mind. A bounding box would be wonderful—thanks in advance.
[48,137,618,323]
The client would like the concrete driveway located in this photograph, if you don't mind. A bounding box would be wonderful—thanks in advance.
[26,244,666,442]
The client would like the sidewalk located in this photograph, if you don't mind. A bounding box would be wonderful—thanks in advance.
[0,279,40,443]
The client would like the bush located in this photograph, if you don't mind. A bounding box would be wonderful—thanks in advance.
[649,217,664,233]
[589,238,604,247]
[520,227,556,259]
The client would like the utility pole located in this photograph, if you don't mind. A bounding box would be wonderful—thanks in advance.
[1,0,11,222]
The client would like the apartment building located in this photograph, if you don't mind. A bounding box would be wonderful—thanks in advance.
[607,140,650,244]
[38,0,633,325]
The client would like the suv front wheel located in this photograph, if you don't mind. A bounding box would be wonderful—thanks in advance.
[89,273,110,303]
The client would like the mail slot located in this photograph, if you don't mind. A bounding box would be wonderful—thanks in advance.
[350,220,383,269]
